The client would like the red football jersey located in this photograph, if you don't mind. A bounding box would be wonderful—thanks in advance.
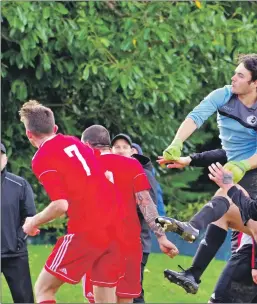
[98,153,151,244]
[32,134,119,234]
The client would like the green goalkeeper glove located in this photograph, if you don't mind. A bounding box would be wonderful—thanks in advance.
[163,138,183,161]
[223,160,251,183]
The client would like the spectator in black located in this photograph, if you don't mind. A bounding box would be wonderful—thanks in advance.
[111,134,158,303]
[132,143,166,217]
[1,142,36,303]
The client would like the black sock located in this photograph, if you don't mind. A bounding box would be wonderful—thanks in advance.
[189,196,230,230]
[187,224,227,282]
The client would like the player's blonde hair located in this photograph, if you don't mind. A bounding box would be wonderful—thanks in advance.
[19,100,55,135]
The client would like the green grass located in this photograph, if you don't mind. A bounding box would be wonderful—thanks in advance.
[1,245,226,303]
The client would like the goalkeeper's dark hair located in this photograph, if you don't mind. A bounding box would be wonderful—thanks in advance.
[238,54,257,81]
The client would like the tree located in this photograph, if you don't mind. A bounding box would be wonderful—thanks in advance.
[1,1,256,225]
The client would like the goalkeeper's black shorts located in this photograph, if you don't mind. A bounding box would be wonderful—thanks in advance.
[210,248,257,303]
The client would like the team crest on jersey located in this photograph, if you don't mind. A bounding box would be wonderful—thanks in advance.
[247,115,257,126]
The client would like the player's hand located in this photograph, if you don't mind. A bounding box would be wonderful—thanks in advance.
[158,236,179,258]
[157,156,191,169]
[23,217,40,237]
[163,139,183,161]
[252,269,257,284]
[208,162,234,191]
[223,160,251,184]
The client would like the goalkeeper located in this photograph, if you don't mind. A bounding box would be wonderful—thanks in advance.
[155,53,257,294]
[157,149,257,301]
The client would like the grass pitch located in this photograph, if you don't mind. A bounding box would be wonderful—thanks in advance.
[1,245,226,303]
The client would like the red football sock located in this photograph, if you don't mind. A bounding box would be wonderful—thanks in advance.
[39,301,56,304]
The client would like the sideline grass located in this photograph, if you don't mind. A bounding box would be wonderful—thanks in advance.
[1,245,226,303]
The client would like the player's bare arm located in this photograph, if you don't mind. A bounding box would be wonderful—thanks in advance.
[23,199,68,236]
[33,199,68,226]
[173,118,197,143]
[157,156,192,168]
[136,190,179,257]
[136,190,165,238]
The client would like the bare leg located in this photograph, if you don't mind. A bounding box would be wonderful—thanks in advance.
[225,203,252,235]
[212,203,251,235]
[117,296,133,303]
[246,219,257,242]
[212,187,255,236]
[34,268,64,303]
[162,185,257,295]
[93,286,117,303]
[218,185,257,242]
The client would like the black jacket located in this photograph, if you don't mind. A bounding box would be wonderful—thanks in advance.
[190,149,227,167]
[1,168,36,257]
[132,154,158,253]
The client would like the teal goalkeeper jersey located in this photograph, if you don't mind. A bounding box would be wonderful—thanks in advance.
[187,85,257,161]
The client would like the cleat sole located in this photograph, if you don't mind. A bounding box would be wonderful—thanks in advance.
[162,219,196,243]
[164,270,198,295]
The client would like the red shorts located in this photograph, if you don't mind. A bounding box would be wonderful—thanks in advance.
[45,232,122,286]
[83,243,142,300]
[82,274,95,303]
[116,246,142,298]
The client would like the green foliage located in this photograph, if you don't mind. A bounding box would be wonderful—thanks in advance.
[1,1,256,226]
[159,167,209,220]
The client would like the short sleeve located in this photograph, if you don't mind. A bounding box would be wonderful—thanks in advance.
[38,170,68,201]
[132,160,151,193]
[32,156,68,202]
[187,86,232,128]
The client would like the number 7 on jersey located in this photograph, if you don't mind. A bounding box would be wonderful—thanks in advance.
[64,144,91,176]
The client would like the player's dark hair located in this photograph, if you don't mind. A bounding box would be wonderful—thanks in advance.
[81,125,111,147]
[238,54,257,81]
[19,100,55,136]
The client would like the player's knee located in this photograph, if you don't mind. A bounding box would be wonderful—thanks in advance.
[34,276,54,301]
[34,277,46,300]
[234,184,249,197]
[212,219,228,230]
[34,278,42,300]
[247,219,257,237]
[93,286,116,303]
[214,188,231,201]
[211,196,230,216]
